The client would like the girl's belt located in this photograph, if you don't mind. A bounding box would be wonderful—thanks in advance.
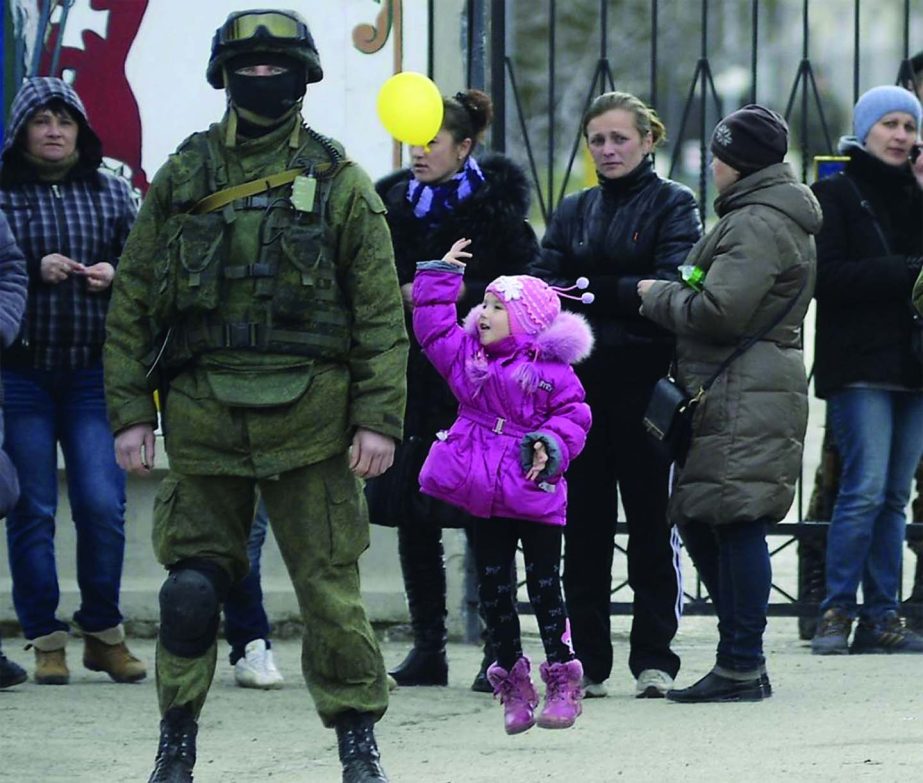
[457,406,529,438]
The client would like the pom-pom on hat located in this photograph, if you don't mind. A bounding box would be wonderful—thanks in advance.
[485,275,594,336]
[710,104,788,174]
[853,85,923,145]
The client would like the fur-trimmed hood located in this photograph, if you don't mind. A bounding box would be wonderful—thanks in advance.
[462,306,594,366]
[377,152,532,218]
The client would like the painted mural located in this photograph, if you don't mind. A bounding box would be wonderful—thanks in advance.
[2,1,423,193]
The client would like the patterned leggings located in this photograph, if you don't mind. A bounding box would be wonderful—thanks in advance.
[472,516,573,670]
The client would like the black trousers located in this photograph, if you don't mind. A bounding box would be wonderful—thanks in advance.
[472,516,571,669]
[563,360,682,682]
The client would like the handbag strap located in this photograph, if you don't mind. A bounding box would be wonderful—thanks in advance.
[694,271,809,394]
[839,172,892,254]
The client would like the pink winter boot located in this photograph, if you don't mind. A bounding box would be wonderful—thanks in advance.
[486,656,539,735]
[537,659,584,729]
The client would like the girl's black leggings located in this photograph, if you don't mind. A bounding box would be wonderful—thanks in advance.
[471,516,572,670]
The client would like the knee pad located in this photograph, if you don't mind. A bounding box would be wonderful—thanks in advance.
[158,565,224,658]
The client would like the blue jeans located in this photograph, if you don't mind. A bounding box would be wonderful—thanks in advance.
[681,519,771,674]
[2,365,127,639]
[223,497,271,661]
[822,387,923,621]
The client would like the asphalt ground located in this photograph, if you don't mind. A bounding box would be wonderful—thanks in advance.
[2,613,922,783]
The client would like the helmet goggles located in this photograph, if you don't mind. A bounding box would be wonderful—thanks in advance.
[217,10,308,48]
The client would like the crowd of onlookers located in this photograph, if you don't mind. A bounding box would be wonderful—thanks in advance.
[1,39,923,723]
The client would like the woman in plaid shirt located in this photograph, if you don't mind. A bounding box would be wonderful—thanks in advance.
[0,76,145,685]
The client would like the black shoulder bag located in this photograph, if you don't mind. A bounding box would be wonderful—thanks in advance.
[643,275,808,466]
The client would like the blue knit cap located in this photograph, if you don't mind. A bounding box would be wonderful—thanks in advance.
[853,85,922,144]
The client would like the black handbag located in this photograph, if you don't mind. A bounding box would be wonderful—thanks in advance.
[642,376,700,466]
[644,273,808,465]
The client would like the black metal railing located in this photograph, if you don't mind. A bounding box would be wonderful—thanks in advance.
[459,0,923,622]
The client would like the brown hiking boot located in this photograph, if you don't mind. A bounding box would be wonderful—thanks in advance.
[34,648,70,685]
[30,630,70,685]
[84,636,147,683]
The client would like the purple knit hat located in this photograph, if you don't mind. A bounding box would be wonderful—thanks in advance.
[486,275,594,336]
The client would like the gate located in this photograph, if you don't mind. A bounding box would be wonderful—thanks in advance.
[454,0,923,625]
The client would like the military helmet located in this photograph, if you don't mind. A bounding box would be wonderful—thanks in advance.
[207,9,323,89]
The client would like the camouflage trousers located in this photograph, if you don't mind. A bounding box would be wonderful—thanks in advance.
[151,454,388,727]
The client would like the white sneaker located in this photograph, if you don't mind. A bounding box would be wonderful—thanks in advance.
[635,669,674,699]
[580,675,608,698]
[234,639,284,690]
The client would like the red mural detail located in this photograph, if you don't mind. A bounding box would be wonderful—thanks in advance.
[39,0,149,192]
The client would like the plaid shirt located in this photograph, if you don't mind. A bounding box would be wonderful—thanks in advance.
[0,172,136,370]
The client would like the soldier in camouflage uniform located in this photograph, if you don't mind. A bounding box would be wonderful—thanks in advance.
[103,10,407,783]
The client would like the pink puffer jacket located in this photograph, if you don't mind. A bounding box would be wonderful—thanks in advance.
[412,263,593,525]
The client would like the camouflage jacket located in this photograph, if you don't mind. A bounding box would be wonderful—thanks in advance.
[104,113,407,476]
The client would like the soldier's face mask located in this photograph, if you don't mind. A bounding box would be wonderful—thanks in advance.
[226,54,306,120]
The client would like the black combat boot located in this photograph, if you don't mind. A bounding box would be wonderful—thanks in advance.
[148,706,197,783]
[389,526,448,686]
[903,551,923,633]
[470,638,495,693]
[335,711,389,783]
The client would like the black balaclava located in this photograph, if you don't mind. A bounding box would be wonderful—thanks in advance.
[225,52,306,129]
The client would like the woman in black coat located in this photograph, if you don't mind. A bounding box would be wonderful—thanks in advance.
[810,85,923,656]
[531,91,702,698]
[368,89,539,688]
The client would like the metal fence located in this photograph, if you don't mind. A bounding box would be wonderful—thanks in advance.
[457,0,923,624]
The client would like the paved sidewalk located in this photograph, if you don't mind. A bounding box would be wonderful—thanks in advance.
[2,615,922,782]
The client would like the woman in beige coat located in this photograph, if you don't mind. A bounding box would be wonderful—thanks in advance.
[638,105,820,703]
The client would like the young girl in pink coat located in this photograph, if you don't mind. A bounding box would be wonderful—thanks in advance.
[412,238,594,734]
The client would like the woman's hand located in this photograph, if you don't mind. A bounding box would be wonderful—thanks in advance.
[525,440,549,482]
[442,238,472,267]
[637,279,655,297]
[84,262,115,293]
[912,144,923,189]
[40,253,85,284]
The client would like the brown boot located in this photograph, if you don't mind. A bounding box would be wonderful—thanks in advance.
[83,625,147,683]
[30,630,70,685]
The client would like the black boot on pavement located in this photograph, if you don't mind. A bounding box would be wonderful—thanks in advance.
[666,670,768,703]
[389,527,448,686]
[148,706,197,783]
[903,553,923,633]
[0,652,28,689]
[470,642,494,693]
[335,711,389,783]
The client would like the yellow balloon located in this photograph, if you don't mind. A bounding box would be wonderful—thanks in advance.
[376,72,444,146]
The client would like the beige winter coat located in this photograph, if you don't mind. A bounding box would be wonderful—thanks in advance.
[641,163,821,526]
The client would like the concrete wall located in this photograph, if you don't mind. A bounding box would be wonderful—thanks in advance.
[0,436,472,639]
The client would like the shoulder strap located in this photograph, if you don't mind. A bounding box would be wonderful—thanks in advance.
[188,159,347,215]
[839,172,892,254]
[188,167,301,215]
[690,272,809,395]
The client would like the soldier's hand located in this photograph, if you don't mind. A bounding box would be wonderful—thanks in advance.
[349,428,395,479]
[115,423,157,476]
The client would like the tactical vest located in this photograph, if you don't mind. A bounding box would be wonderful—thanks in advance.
[155,122,352,373]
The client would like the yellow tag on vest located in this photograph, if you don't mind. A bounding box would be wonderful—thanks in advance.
[291,175,317,212]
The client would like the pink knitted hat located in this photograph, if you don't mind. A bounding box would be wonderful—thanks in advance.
[485,275,594,336]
